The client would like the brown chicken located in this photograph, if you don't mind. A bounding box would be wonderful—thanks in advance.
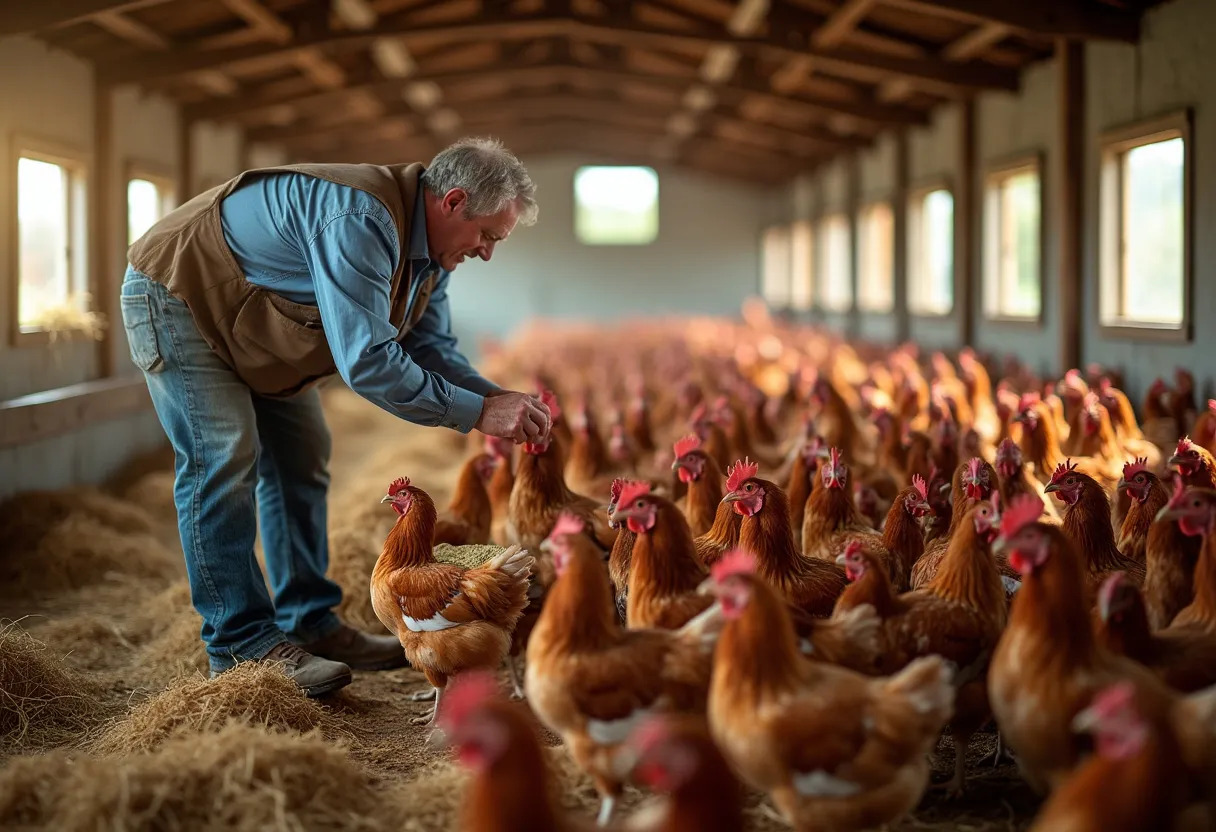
[995,438,1059,523]
[786,436,828,537]
[486,436,516,547]
[1044,461,1145,593]
[1028,682,1197,832]
[836,498,1008,796]
[1171,437,1216,490]
[879,477,932,592]
[705,550,956,832]
[910,457,998,589]
[670,434,723,538]
[1140,474,1204,629]
[1115,458,1168,562]
[433,452,498,546]
[1013,392,1070,485]
[721,458,847,618]
[611,482,712,631]
[988,495,1216,795]
[1096,572,1216,693]
[371,477,534,725]
[437,671,597,832]
[692,496,742,569]
[1158,484,1216,634]
[616,715,746,832]
[800,448,893,581]
[524,512,724,826]
[689,403,731,471]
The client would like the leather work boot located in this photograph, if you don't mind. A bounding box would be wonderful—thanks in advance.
[293,623,408,671]
[210,642,352,698]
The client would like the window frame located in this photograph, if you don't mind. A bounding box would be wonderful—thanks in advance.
[125,160,178,247]
[906,178,956,320]
[1097,109,1192,343]
[571,164,660,247]
[816,212,853,313]
[9,134,94,348]
[788,219,814,312]
[759,223,792,311]
[856,197,895,315]
[981,152,1046,328]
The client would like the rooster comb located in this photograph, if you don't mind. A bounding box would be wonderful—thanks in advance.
[673,434,701,459]
[725,458,759,492]
[842,540,864,559]
[1086,680,1138,723]
[1122,458,1151,480]
[548,511,586,541]
[1050,459,1079,484]
[540,389,561,421]
[1208,400,1216,413]
[1017,392,1041,412]
[1177,436,1195,454]
[996,437,1020,458]
[966,457,987,482]
[999,493,1044,539]
[711,548,756,583]
[387,477,411,496]
[912,474,928,501]
[616,480,652,509]
[438,670,498,730]
[610,478,624,504]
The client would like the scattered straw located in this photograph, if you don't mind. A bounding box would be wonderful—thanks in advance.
[90,662,339,755]
[0,723,392,832]
[330,527,389,634]
[0,620,99,750]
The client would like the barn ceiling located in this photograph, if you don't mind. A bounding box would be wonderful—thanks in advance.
[6,0,1159,184]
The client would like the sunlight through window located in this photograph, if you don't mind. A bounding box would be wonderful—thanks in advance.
[983,162,1041,320]
[573,165,659,245]
[908,187,954,316]
[18,156,85,330]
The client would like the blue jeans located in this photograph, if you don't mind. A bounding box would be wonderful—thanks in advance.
[120,268,344,672]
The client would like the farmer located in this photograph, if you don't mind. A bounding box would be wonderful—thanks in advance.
[120,137,550,697]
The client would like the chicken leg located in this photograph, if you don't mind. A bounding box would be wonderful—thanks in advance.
[596,796,615,828]
[410,686,442,726]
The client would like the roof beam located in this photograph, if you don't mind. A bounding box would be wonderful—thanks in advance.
[811,0,882,49]
[97,11,1019,93]
[940,21,1013,61]
[0,0,167,35]
[92,10,170,49]
[886,0,1139,42]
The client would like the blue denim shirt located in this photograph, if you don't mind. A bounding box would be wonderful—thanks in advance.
[216,172,494,432]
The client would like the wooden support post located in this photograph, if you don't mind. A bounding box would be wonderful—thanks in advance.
[955,97,975,348]
[93,77,115,377]
[847,153,861,338]
[893,130,910,344]
[1057,38,1083,373]
[178,118,195,201]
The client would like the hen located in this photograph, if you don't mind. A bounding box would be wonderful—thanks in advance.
[371,477,534,724]
[995,438,1059,523]
[670,434,724,538]
[486,436,517,547]
[1044,460,1145,594]
[1157,484,1216,634]
[706,550,955,832]
[433,451,498,546]
[800,448,894,584]
[878,477,932,591]
[910,457,997,589]
[525,512,724,826]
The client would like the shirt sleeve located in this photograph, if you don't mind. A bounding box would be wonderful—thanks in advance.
[401,270,500,397]
[302,194,485,433]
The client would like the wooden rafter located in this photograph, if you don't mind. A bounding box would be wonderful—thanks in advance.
[94,10,1020,94]
[940,21,1013,61]
[93,10,170,49]
[886,0,1140,42]
[811,0,883,49]
[0,0,168,35]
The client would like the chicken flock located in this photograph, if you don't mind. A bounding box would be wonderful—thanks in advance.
[368,314,1216,832]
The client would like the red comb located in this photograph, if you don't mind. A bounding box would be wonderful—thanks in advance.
[388,476,411,496]
[540,389,561,422]
[548,511,586,541]
[610,478,624,504]
[1017,392,1040,412]
[1122,457,1150,480]
[843,540,863,558]
[1208,400,1216,413]
[1177,437,1195,454]
[690,403,708,424]
[967,457,983,480]
[829,447,842,468]
[912,474,928,501]
[710,548,756,583]
[616,480,652,508]
[726,458,759,492]
[1049,459,1079,485]
[438,670,499,730]
[997,437,1019,457]
[999,493,1044,539]
[1087,680,1138,722]
[673,434,701,459]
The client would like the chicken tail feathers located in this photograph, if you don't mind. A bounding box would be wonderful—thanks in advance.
[806,603,881,672]
[879,656,956,736]
[488,544,535,581]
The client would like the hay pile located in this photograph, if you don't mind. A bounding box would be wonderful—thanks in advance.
[0,621,100,750]
[0,723,395,831]
[91,662,339,755]
[0,490,177,596]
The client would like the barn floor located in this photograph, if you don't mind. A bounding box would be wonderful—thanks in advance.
[0,385,1042,831]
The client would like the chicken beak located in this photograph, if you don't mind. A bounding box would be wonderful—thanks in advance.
[1155,504,1182,523]
[834,554,847,566]
[696,575,717,596]
[1168,453,1182,469]
[1115,477,1127,493]
[671,459,682,473]
[1070,705,1101,735]
[991,535,1009,556]
[720,491,741,505]
[380,494,393,503]
[1043,483,1060,494]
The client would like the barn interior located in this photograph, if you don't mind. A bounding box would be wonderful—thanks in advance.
[1,0,1213,830]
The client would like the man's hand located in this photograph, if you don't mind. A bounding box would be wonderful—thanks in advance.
[475,391,551,444]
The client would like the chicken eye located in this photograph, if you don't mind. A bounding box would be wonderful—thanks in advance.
[1136,474,1146,482]
[635,500,646,509]
[745,483,755,492]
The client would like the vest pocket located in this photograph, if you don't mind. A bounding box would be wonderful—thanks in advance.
[120,294,164,373]
[229,290,335,394]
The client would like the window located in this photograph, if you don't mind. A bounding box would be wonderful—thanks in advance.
[760,225,791,308]
[573,165,659,245]
[983,159,1042,321]
[1099,113,1190,336]
[127,169,176,245]
[15,147,89,337]
[908,186,954,316]
[789,220,814,311]
[817,214,852,312]
[857,201,893,312]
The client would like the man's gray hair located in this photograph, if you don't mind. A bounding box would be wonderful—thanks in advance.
[422,136,538,226]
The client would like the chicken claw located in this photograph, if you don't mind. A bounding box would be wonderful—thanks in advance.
[410,686,442,726]
[410,688,437,702]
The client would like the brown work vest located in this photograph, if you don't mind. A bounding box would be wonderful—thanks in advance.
[127,162,436,398]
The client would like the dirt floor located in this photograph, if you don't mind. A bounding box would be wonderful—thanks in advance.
[0,384,1043,831]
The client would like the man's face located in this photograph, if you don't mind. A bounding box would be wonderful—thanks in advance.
[425,187,521,272]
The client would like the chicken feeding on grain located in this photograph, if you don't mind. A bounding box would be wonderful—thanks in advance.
[371,477,534,725]
[706,550,956,832]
